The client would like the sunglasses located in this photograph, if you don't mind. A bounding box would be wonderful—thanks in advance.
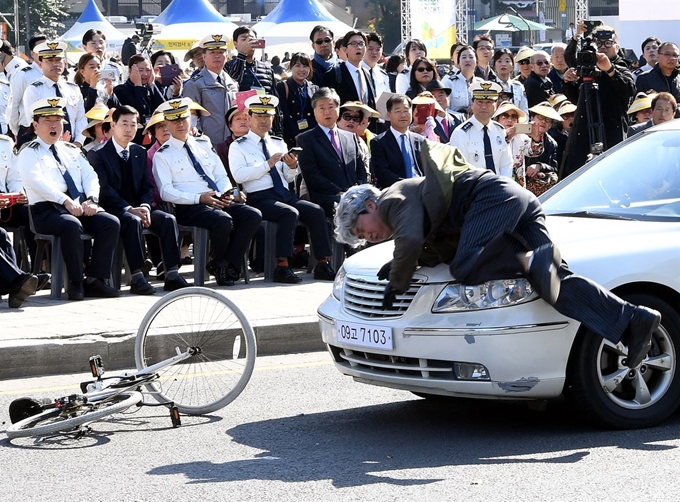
[314,37,332,45]
[499,113,519,120]
[533,61,550,66]
[341,113,362,123]
[518,60,531,65]
[415,66,433,72]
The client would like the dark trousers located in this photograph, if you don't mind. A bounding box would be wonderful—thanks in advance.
[248,188,332,259]
[175,203,262,268]
[0,227,22,294]
[1,204,37,266]
[30,202,120,282]
[112,209,181,272]
[447,173,635,344]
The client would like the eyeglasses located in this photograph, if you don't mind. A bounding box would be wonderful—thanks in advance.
[595,40,614,48]
[314,37,332,45]
[341,113,362,123]
[347,41,366,48]
[533,61,550,66]
[518,60,531,65]
[415,66,433,72]
[660,52,680,59]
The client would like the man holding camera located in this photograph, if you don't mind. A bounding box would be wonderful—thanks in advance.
[560,22,635,179]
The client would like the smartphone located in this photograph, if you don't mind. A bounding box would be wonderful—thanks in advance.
[287,147,303,157]
[584,20,603,35]
[252,39,266,49]
[515,123,533,134]
[159,64,182,87]
[100,69,117,81]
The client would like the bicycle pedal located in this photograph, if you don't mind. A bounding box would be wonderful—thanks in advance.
[170,406,181,428]
[89,355,105,377]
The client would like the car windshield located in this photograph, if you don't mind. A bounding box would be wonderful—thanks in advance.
[542,130,680,222]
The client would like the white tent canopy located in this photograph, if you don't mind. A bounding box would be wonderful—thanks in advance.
[253,0,355,58]
[59,0,127,52]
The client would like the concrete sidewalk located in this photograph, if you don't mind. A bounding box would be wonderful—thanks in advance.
[0,268,333,380]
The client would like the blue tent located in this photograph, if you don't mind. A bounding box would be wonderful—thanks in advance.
[59,0,127,51]
[154,0,227,26]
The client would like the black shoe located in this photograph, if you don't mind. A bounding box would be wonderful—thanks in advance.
[67,281,84,301]
[142,258,154,277]
[529,243,562,305]
[35,273,51,293]
[273,265,302,284]
[227,263,241,282]
[181,256,193,265]
[156,262,165,281]
[84,279,122,298]
[206,260,218,278]
[625,306,661,368]
[8,274,38,308]
[313,262,336,281]
[216,266,235,286]
[130,276,156,295]
[164,274,189,291]
[290,249,310,269]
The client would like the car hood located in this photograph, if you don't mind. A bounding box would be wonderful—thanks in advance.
[342,216,680,287]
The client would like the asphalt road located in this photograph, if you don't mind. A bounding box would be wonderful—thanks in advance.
[1,351,680,501]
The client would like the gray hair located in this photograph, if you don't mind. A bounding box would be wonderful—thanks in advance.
[311,87,341,109]
[334,184,381,247]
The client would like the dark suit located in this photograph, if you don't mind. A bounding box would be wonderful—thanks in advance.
[297,126,368,217]
[113,80,166,144]
[433,113,462,144]
[627,119,654,138]
[370,130,425,189]
[88,140,181,273]
[523,72,555,108]
[323,62,377,132]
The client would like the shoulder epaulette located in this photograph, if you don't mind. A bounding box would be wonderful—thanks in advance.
[235,136,247,143]
[63,142,78,148]
[190,73,203,81]
[158,144,170,153]
[0,134,12,142]
[461,122,473,132]
[632,67,644,75]
[270,135,283,141]
[27,141,40,149]
[31,81,43,87]
[65,81,78,87]
[21,66,33,72]
[491,120,505,129]
[194,135,209,142]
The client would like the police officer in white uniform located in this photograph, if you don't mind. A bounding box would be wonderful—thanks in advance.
[21,41,87,147]
[441,68,482,114]
[182,34,239,147]
[17,98,121,301]
[229,94,336,284]
[449,81,513,178]
[8,35,44,139]
[152,97,262,286]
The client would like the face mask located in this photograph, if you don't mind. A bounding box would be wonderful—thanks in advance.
[190,115,198,129]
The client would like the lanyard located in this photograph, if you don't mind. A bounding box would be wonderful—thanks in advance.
[247,66,263,89]
[297,82,307,112]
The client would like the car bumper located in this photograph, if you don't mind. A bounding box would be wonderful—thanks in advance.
[318,287,580,400]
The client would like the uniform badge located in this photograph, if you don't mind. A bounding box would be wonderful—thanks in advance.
[496,136,503,145]
[474,153,479,162]
[1,152,7,160]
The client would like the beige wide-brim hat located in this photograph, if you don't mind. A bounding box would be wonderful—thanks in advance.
[627,92,655,115]
[548,93,568,109]
[515,46,536,63]
[143,112,165,134]
[558,101,577,116]
[529,101,563,121]
[492,101,528,123]
[340,100,381,118]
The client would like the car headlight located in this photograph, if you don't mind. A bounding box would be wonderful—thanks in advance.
[332,266,346,300]
[432,278,537,312]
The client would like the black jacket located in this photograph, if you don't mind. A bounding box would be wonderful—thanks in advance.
[113,80,166,144]
[636,64,680,106]
[524,72,555,107]
[275,77,317,149]
[560,38,636,178]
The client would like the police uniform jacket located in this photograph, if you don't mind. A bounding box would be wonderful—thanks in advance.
[22,76,87,145]
[497,77,529,113]
[448,116,513,178]
[632,63,652,83]
[0,135,19,192]
[8,62,41,135]
[182,66,239,146]
[152,135,231,205]
[228,130,297,194]
[17,138,100,204]
[441,71,481,113]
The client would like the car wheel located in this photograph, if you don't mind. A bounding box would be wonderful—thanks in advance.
[567,294,680,429]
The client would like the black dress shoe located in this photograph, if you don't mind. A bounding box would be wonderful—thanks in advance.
[130,276,156,295]
[8,274,38,308]
[227,263,241,282]
[35,273,51,292]
[625,306,661,368]
[68,281,84,301]
[164,274,189,291]
[273,265,302,284]
[528,243,562,305]
[206,260,218,278]
[216,266,235,286]
[181,256,193,265]
[313,262,336,281]
[290,250,310,269]
[156,262,165,281]
[84,279,122,298]
[142,259,154,277]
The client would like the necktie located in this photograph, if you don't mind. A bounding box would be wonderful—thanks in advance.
[482,125,496,173]
[441,118,449,138]
[121,149,128,162]
[53,83,72,138]
[216,75,222,85]
[357,69,367,104]
[329,129,342,159]
[183,143,219,191]
[400,134,414,178]
[50,144,83,202]
[261,138,286,196]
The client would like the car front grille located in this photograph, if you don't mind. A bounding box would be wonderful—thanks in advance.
[329,345,455,380]
[343,276,422,319]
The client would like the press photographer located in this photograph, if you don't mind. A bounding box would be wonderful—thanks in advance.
[559,21,635,179]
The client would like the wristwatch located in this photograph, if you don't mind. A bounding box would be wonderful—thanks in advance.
[86,196,99,204]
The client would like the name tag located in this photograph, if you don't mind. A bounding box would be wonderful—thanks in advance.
[297,119,309,130]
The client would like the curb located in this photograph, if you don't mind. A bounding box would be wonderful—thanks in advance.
[0,317,324,380]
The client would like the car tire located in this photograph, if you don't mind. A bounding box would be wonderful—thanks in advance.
[567,294,680,429]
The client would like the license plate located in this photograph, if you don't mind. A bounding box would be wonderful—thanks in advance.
[336,321,393,350]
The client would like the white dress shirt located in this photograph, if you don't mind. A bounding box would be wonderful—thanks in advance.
[152,135,231,205]
[229,130,298,194]
[17,137,100,204]
[441,72,481,113]
[345,60,367,103]
[449,115,513,178]
[361,61,390,99]
[0,135,19,192]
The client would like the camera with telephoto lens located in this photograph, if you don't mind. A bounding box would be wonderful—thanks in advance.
[577,30,614,78]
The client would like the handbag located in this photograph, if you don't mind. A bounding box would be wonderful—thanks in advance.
[526,173,558,197]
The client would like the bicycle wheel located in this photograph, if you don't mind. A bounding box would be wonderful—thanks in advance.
[6,392,142,439]
[134,287,257,415]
